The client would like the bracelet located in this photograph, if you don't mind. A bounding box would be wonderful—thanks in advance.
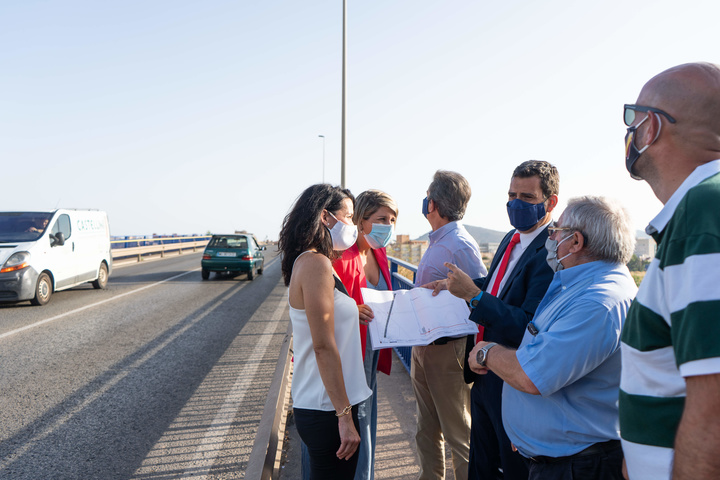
[335,404,352,417]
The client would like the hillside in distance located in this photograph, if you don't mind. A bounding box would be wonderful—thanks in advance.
[414,224,508,245]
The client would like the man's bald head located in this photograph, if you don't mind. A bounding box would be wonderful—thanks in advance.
[629,62,720,202]
[639,62,720,149]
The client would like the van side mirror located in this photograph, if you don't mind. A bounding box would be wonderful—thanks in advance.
[52,232,65,247]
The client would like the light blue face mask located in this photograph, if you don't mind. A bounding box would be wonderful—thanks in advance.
[545,233,574,272]
[364,223,394,249]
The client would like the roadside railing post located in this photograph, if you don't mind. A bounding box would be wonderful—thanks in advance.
[387,256,418,373]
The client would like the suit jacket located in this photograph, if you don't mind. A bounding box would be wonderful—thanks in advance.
[464,227,554,383]
[333,243,393,375]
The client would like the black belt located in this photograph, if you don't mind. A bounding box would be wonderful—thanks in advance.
[430,336,462,345]
[528,440,621,464]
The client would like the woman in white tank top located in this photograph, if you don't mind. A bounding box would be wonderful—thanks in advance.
[279,184,372,480]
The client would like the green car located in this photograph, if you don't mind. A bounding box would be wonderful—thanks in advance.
[201,234,266,280]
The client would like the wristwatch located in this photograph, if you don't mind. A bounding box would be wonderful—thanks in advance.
[476,342,498,367]
[469,291,483,308]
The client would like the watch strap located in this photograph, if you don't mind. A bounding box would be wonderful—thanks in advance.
[469,291,483,308]
[477,342,498,367]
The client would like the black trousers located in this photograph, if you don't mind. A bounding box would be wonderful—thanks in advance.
[469,372,528,480]
[294,406,361,480]
[525,440,624,480]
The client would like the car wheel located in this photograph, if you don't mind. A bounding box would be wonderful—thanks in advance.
[247,265,255,281]
[31,273,52,306]
[92,262,109,289]
[257,261,263,275]
[201,268,209,280]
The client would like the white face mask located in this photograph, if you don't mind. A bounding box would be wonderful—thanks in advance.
[327,211,358,251]
[545,233,573,272]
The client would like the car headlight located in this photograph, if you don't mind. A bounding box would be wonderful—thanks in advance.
[1,251,31,273]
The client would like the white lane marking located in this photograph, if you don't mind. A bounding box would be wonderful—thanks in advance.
[0,280,250,473]
[182,294,287,479]
[0,269,198,341]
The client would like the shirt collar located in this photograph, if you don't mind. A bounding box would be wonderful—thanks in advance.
[428,221,461,245]
[515,219,549,250]
[553,260,613,290]
[646,159,720,235]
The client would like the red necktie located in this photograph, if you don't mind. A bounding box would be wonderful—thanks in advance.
[477,232,521,342]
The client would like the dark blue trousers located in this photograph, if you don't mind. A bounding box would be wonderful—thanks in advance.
[525,442,624,480]
[468,372,528,480]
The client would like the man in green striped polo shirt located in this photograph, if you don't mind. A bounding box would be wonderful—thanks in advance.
[620,62,720,480]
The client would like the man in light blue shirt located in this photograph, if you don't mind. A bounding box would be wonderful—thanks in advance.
[467,196,637,480]
[413,170,486,480]
[415,221,485,287]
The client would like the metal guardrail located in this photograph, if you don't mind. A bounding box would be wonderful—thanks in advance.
[246,323,294,480]
[388,255,417,373]
[110,235,211,262]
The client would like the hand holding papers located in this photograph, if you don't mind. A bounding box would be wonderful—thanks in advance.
[361,287,477,350]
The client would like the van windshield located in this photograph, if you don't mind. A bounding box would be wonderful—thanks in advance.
[0,212,53,243]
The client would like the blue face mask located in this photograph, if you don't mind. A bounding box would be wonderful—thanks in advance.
[364,223,394,249]
[507,198,546,232]
[422,197,430,218]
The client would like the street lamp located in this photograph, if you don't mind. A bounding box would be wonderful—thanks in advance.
[340,0,347,188]
[318,135,326,183]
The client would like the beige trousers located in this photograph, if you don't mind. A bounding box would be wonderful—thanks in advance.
[411,339,471,480]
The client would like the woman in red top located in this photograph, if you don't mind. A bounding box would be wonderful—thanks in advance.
[333,190,398,480]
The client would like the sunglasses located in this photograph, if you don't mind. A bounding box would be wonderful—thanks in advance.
[624,104,676,127]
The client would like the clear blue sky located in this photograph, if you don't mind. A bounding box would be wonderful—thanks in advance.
[2,1,718,240]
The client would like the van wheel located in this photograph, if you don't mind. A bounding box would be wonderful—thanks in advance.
[201,268,209,280]
[247,266,255,281]
[31,273,52,306]
[92,263,109,289]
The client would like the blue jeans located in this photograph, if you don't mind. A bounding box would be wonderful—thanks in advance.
[354,341,379,480]
[301,341,378,480]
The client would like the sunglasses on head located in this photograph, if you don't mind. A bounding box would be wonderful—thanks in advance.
[624,104,676,127]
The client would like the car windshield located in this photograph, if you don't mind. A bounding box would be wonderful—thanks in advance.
[208,236,248,249]
[0,212,53,243]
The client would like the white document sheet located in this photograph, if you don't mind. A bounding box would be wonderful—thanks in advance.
[361,287,477,350]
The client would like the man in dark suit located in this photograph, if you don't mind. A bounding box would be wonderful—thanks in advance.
[427,160,559,480]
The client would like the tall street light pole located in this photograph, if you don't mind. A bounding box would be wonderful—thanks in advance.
[340,0,347,188]
[318,135,326,183]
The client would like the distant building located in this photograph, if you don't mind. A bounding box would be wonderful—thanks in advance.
[634,237,656,259]
[478,242,500,255]
[387,234,428,267]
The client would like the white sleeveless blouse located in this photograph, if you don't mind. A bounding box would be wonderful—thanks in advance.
[289,279,372,411]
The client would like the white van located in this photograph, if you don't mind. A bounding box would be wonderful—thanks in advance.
[0,210,112,306]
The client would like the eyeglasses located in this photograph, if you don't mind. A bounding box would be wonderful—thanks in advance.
[624,104,676,127]
[547,221,572,236]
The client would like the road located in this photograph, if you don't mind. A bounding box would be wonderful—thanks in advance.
[0,250,289,479]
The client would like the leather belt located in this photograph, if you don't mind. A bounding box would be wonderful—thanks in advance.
[430,336,461,345]
[528,440,621,464]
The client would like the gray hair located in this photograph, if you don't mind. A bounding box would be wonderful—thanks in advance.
[427,170,471,221]
[560,196,636,264]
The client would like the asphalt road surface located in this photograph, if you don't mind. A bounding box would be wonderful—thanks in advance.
[0,249,289,479]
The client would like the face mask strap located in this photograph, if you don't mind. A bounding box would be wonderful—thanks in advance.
[556,231,579,264]
[635,113,664,155]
